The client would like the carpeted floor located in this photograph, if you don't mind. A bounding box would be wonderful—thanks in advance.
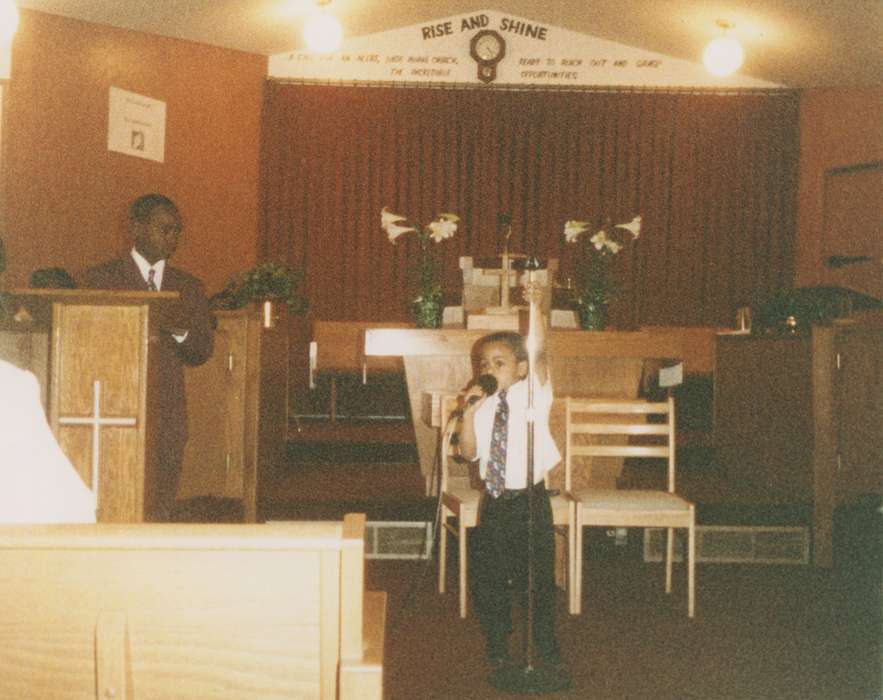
[373,506,881,700]
[175,423,881,699]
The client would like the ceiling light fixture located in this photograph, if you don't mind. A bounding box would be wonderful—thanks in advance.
[703,20,744,77]
[0,0,19,44]
[304,0,342,54]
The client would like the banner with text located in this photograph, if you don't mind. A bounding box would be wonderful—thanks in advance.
[269,10,779,88]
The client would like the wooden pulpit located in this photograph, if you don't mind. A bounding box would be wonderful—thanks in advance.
[5,289,177,522]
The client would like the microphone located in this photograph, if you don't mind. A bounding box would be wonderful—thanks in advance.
[448,375,498,446]
[451,374,498,418]
[469,374,498,405]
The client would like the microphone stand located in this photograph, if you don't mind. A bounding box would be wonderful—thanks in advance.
[490,257,572,694]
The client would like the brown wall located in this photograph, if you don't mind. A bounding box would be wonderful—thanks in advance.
[796,85,883,299]
[2,10,878,305]
[0,10,266,293]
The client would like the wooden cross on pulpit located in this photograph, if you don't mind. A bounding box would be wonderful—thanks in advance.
[484,230,528,314]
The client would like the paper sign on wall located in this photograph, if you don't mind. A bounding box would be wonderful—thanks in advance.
[107,87,166,163]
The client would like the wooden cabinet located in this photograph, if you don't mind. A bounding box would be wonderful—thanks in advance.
[179,307,289,522]
[714,322,882,566]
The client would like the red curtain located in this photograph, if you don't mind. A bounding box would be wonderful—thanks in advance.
[260,83,799,326]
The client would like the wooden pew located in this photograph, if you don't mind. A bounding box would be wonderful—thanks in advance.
[0,513,386,699]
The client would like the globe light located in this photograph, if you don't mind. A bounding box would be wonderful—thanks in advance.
[0,0,19,44]
[304,10,342,53]
[703,35,744,77]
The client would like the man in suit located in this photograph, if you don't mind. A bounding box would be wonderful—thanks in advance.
[81,194,214,521]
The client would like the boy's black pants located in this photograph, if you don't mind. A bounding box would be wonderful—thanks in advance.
[473,482,559,660]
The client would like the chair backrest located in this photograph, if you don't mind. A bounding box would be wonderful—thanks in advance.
[565,396,677,492]
[439,393,468,492]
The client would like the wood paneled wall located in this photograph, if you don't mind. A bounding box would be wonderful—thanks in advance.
[796,86,883,299]
[0,10,266,293]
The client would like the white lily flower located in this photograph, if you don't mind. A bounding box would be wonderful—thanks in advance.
[605,239,622,254]
[564,220,590,243]
[590,230,609,251]
[427,215,458,242]
[381,206,408,232]
[614,215,642,239]
[386,222,417,242]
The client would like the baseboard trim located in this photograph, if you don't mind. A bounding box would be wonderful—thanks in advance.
[643,525,810,565]
[366,521,433,560]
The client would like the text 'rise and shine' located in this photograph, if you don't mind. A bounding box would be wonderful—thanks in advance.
[422,15,548,41]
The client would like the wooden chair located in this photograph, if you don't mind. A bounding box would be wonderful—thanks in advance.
[567,396,695,617]
[549,453,580,615]
[438,396,579,618]
[437,397,481,619]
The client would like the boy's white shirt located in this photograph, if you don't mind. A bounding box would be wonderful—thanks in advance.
[471,375,561,489]
[0,360,97,523]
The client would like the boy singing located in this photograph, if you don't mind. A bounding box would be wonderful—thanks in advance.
[457,317,562,670]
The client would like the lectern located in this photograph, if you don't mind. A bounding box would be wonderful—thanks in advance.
[7,289,178,522]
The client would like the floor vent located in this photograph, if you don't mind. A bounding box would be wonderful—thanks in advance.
[365,521,433,560]
[643,525,810,565]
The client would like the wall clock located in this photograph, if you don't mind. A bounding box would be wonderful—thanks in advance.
[470,29,506,83]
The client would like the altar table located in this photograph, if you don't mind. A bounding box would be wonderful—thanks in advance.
[364,326,717,495]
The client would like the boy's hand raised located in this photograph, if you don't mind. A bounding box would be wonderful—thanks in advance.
[522,281,544,306]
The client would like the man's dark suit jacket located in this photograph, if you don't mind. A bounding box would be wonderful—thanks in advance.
[81,254,214,520]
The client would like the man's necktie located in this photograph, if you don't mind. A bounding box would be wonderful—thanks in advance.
[485,388,508,498]
[146,267,157,291]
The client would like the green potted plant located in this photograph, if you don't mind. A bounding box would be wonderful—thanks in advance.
[211,262,308,323]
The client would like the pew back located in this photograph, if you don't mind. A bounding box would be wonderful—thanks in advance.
[0,514,383,700]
